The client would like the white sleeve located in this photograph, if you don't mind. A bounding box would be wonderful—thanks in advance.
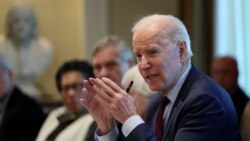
[121,115,144,137]
[94,126,119,141]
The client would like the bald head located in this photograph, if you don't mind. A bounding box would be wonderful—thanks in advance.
[211,56,238,91]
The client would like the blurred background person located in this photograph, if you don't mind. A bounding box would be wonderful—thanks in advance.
[121,65,156,120]
[82,35,135,141]
[211,56,249,122]
[36,60,94,141]
[0,4,53,100]
[0,55,45,141]
[91,35,135,86]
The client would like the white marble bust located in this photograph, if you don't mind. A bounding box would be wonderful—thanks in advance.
[0,4,53,100]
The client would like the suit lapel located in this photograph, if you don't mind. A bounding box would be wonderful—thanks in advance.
[162,66,199,140]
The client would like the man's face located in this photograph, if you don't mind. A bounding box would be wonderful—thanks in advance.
[60,71,84,112]
[133,30,183,93]
[211,58,237,91]
[0,67,12,99]
[92,46,126,86]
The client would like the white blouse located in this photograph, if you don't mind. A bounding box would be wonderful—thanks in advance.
[36,106,94,141]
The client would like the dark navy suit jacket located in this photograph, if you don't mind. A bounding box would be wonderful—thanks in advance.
[126,66,241,141]
[0,87,46,141]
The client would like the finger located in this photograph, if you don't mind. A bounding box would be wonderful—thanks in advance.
[83,79,92,89]
[89,78,98,86]
[80,87,94,107]
[83,80,95,94]
[95,93,114,111]
[102,77,125,94]
[81,88,91,101]
[95,96,115,114]
[96,78,117,97]
[82,81,94,102]
[79,98,89,110]
[91,78,117,97]
[92,85,104,94]
[95,89,113,104]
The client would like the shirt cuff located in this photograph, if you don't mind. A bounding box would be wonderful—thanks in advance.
[94,126,119,141]
[122,115,144,137]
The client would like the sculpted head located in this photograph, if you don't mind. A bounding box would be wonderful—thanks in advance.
[5,4,37,43]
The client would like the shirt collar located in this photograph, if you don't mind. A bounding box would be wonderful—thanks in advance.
[167,64,191,103]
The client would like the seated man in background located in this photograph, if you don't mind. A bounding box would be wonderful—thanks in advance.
[0,55,45,141]
[211,56,249,122]
[36,60,94,141]
[82,35,135,141]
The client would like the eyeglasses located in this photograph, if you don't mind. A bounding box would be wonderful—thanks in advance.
[61,81,83,93]
[93,60,120,74]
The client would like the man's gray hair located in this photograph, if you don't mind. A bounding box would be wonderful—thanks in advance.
[132,14,193,58]
[0,55,12,71]
[92,35,134,62]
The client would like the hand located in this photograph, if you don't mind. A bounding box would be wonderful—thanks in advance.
[80,78,114,134]
[92,77,138,123]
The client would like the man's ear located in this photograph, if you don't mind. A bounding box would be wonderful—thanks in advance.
[178,41,188,63]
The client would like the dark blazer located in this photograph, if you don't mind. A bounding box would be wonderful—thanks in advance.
[229,86,249,122]
[126,66,241,141]
[0,87,46,141]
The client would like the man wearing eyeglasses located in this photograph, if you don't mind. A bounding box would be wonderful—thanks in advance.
[36,60,94,141]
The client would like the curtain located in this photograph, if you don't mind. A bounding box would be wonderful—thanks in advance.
[179,0,214,74]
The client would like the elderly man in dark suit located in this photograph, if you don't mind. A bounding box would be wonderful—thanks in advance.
[0,55,45,141]
[211,56,249,122]
[81,14,241,141]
